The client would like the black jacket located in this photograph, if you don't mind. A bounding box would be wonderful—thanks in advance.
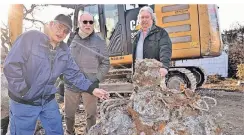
[132,24,172,70]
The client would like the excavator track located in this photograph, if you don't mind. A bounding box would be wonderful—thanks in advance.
[168,68,197,91]
[197,67,207,87]
[105,68,132,80]
[100,67,198,100]
[185,66,207,88]
[100,68,133,100]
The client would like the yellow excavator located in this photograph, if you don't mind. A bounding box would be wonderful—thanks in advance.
[63,4,223,92]
[1,4,222,134]
[7,4,223,92]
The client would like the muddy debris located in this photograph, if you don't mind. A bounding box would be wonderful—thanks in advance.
[88,59,222,135]
[206,74,224,84]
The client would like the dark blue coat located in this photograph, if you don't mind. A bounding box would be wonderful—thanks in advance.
[3,30,95,105]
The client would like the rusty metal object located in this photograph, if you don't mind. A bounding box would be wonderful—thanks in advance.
[88,59,222,135]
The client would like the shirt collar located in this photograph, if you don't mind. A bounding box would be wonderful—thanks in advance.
[42,31,66,51]
[140,25,152,33]
[41,38,66,51]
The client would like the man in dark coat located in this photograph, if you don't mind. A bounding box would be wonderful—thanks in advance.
[132,6,172,77]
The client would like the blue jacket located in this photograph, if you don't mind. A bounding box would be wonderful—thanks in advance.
[3,30,96,106]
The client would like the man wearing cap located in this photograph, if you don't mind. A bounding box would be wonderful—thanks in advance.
[3,14,109,135]
[64,12,110,135]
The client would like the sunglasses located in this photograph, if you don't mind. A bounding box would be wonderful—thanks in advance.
[83,20,94,25]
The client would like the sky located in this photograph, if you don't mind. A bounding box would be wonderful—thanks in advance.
[1,4,244,32]
[217,3,244,31]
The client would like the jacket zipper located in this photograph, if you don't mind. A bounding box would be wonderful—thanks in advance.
[41,48,56,105]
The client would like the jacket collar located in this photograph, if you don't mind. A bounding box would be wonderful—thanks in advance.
[41,39,67,51]
[135,24,158,37]
[75,27,95,40]
[58,42,68,51]
[146,24,158,34]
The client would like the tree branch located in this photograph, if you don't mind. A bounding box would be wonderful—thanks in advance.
[24,23,34,31]
[1,27,11,51]
[0,4,49,55]
[23,4,37,18]
[24,17,45,25]
[23,4,48,18]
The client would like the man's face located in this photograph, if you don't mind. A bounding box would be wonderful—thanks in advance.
[79,14,94,34]
[49,21,70,43]
[139,10,153,30]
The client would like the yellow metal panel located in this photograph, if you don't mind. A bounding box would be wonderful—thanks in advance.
[8,4,24,47]
[209,31,222,56]
[198,4,211,55]
[110,54,133,66]
[158,20,191,27]
[160,10,189,17]
[169,31,191,38]
[154,4,201,59]
[173,42,199,50]
[207,5,223,56]
[198,4,223,56]
[172,48,201,59]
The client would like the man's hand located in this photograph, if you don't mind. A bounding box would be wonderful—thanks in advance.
[92,88,110,100]
[160,68,168,77]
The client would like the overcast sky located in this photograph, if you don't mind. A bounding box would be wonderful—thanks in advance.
[31,4,244,32]
[1,4,244,32]
[217,3,244,31]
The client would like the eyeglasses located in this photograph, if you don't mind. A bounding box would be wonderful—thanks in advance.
[82,20,94,25]
[54,22,71,34]
[62,29,71,34]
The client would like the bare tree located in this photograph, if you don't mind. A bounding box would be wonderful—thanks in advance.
[222,22,244,78]
[0,4,48,54]
[23,4,48,26]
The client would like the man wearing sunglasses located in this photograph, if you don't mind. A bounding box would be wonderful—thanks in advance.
[3,14,109,135]
[64,12,110,135]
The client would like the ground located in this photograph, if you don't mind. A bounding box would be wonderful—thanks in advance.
[57,79,244,135]
[1,78,243,135]
[203,76,243,91]
[196,88,244,135]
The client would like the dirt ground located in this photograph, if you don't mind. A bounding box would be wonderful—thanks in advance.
[2,78,243,135]
[32,78,244,135]
[59,77,244,135]
[203,77,243,91]
[57,87,244,135]
[196,88,244,135]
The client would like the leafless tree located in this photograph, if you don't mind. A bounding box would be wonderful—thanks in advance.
[1,4,48,60]
[222,22,244,78]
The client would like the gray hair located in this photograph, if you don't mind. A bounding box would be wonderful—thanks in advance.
[78,12,95,28]
[79,12,94,21]
[137,6,156,24]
